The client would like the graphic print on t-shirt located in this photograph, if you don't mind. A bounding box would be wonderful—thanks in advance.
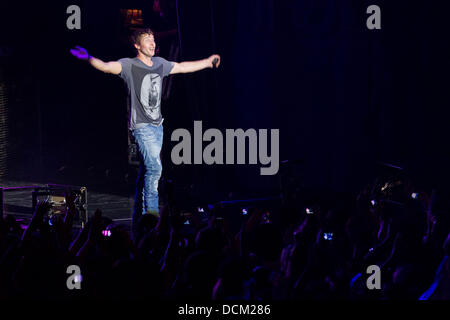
[131,64,163,121]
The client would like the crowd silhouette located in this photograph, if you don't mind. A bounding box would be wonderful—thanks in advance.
[0,175,449,300]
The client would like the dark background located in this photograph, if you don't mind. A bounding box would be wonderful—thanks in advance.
[0,0,449,204]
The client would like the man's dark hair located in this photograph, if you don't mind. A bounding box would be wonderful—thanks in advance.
[131,28,155,46]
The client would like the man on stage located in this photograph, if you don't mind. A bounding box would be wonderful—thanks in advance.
[70,28,220,239]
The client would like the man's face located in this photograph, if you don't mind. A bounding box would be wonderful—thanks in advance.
[135,34,156,57]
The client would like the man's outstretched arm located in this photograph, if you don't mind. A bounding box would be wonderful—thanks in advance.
[70,46,122,75]
[170,54,221,74]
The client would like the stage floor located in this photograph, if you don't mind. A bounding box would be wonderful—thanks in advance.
[1,175,283,238]
[0,179,134,232]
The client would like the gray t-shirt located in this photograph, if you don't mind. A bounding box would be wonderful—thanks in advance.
[118,57,174,130]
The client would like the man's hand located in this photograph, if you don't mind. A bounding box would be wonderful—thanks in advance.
[170,54,221,74]
[207,54,221,68]
[70,46,90,61]
[69,46,122,74]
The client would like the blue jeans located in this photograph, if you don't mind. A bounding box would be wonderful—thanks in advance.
[131,123,163,223]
